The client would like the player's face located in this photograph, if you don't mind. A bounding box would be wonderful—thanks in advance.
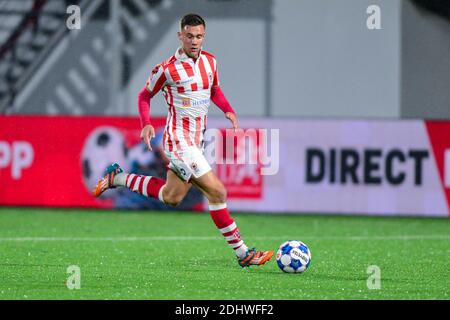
[178,25,205,59]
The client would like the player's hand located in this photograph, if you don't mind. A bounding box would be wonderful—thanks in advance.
[225,112,238,132]
[140,124,155,151]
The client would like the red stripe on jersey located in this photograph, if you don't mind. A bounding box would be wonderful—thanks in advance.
[138,176,145,194]
[182,117,193,146]
[191,83,198,91]
[168,63,181,82]
[195,116,201,146]
[129,175,138,190]
[181,61,194,77]
[150,71,167,97]
[213,70,218,87]
[199,57,209,89]
[177,86,185,93]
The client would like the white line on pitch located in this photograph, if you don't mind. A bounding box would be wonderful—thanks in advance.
[0,235,448,242]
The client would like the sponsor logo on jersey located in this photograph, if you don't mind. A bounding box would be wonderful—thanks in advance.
[181,98,209,108]
[181,98,191,108]
[192,98,210,107]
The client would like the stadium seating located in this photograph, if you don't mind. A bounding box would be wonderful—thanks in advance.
[0,0,82,112]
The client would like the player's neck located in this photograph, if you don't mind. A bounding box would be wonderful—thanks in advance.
[181,47,200,61]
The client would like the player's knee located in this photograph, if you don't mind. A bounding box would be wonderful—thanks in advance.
[208,185,227,203]
[165,198,182,207]
[163,191,185,207]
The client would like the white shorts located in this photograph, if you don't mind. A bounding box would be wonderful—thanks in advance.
[164,146,212,182]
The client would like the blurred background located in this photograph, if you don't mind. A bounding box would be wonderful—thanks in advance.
[0,0,449,217]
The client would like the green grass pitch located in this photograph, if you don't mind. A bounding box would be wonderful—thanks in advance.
[0,207,448,300]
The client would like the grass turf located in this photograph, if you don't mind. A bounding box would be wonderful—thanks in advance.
[0,207,448,300]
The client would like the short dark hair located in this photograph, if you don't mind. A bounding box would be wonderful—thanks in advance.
[180,13,205,30]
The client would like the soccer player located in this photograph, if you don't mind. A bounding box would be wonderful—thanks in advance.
[93,14,273,267]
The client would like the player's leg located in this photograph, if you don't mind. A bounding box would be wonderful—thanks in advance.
[159,169,191,206]
[93,163,191,207]
[93,163,166,201]
[190,170,273,267]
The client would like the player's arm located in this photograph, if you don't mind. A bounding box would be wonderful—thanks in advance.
[139,64,166,150]
[210,66,238,131]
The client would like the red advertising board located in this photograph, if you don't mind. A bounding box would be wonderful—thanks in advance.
[425,121,450,214]
[0,116,165,208]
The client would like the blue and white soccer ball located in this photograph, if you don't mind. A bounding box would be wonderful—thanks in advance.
[276,240,311,273]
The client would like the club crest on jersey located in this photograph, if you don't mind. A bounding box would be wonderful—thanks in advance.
[181,98,191,108]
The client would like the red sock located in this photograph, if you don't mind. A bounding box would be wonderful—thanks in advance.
[125,174,165,201]
[209,203,248,258]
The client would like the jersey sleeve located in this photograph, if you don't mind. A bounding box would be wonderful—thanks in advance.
[212,58,219,88]
[145,63,167,97]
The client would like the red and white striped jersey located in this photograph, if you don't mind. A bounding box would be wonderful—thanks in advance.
[145,47,219,152]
